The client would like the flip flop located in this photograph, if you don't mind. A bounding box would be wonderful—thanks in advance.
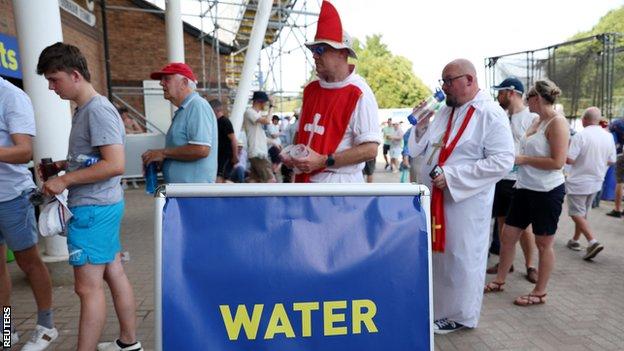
[513,293,547,306]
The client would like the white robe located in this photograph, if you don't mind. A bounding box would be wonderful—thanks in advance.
[408,90,514,328]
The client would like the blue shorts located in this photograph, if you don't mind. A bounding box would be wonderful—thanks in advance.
[0,189,38,252]
[67,201,124,266]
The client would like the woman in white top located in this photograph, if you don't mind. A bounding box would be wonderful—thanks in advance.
[485,80,569,306]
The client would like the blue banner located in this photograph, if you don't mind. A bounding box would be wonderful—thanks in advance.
[161,195,431,350]
[0,33,21,79]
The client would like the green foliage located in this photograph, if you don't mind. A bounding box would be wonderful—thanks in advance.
[352,34,430,108]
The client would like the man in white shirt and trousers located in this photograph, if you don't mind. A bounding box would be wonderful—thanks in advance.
[565,107,616,260]
[408,59,515,334]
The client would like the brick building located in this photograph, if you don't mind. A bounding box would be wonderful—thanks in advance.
[0,0,231,117]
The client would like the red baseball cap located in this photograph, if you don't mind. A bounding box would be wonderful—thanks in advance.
[150,62,197,82]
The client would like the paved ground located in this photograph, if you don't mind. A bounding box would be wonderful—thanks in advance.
[6,164,624,350]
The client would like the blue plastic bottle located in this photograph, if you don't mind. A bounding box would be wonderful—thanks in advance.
[145,162,157,194]
[407,88,446,125]
[74,154,100,167]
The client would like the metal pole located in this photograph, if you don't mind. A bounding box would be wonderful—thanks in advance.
[216,0,222,98]
[229,0,273,134]
[101,0,113,99]
[200,0,207,89]
[12,0,71,261]
[154,191,166,351]
[166,0,185,62]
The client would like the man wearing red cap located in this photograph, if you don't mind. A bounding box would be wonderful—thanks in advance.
[284,0,380,183]
[142,63,218,183]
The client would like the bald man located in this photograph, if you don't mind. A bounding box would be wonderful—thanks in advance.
[565,107,616,260]
[408,59,514,333]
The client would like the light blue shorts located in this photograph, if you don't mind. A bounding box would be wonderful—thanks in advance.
[0,189,38,252]
[67,201,124,266]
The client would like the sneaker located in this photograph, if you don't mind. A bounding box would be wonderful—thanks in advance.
[433,318,465,334]
[97,339,143,351]
[384,164,390,170]
[583,242,604,261]
[606,210,622,218]
[20,325,58,351]
[566,240,582,251]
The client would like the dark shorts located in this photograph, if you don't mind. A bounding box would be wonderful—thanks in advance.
[492,179,515,218]
[363,159,376,176]
[383,144,390,155]
[505,184,565,236]
[616,154,624,183]
[217,159,233,178]
[268,146,281,164]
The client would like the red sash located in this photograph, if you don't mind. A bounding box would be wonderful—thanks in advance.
[431,105,476,252]
[295,81,362,183]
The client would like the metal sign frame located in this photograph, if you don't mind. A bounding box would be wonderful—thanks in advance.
[154,183,433,351]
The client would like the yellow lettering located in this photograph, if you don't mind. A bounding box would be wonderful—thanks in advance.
[7,50,17,71]
[219,304,263,341]
[0,43,7,68]
[264,303,295,339]
[323,300,348,336]
[293,302,319,337]
[352,299,378,334]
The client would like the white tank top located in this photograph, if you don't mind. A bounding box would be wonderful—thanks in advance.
[516,117,565,191]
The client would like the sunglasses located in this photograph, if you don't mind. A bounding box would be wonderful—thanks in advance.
[310,45,328,56]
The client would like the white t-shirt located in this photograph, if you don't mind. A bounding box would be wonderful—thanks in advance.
[243,107,268,158]
[308,69,381,183]
[503,107,538,181]
[566,125,617,195]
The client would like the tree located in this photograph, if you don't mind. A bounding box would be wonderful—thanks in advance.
[549,6,624,118]
[353,34,430,108]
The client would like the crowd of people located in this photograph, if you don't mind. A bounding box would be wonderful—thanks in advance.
[0,0,622,350]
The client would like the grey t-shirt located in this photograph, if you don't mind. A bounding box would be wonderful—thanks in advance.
[67,95,125,207]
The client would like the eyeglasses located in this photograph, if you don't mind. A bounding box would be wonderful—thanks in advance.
[438,74,468,87]
[526,92,538,101]
[310,45,328,56]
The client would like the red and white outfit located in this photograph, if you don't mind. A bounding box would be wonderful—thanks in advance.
[296,66,380,183]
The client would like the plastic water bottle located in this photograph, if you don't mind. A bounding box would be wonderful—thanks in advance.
[74,154,100,167]
[407,88,446,125]
[145,162,157,194]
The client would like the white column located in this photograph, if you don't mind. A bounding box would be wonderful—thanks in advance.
[230,0,273,134]
[165,0,184,63]
[13,0,72,262]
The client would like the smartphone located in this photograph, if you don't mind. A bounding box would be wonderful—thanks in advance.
[429,165,444,179]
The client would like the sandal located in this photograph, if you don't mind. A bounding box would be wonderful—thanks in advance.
[513,293,547,306]
[484,281,505,293]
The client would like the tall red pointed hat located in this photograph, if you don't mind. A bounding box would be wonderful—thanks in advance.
[305,1,357,58]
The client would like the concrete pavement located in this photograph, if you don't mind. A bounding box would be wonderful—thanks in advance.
[5,165,624,350]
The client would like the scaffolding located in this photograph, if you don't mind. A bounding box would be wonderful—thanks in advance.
[485,33,623,120]
[105,0,320,130]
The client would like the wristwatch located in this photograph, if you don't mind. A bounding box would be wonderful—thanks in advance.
[325,154,335,167]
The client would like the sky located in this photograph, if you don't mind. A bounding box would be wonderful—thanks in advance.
[269,0,623,94]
